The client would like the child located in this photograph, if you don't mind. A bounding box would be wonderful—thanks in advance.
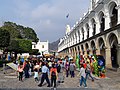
[34,68,39,82]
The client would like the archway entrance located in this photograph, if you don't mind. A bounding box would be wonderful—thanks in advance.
[109,34,118,68]
[85,43,89,55]
[91,41,96,55]
[98,38,106,59]
[81,45,84,55]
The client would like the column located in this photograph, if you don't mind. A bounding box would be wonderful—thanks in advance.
[117,44,120,67]
[117,5,120,24]
[105,48,112,68]
[84,46,87,56]
[96,41,100,55]
[96,48,100,55]
[95,14,100,34]
[104,12,110,30]
[104,5,110,30]
[89,24,93,37]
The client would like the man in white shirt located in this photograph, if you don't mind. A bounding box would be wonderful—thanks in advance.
[79,64,87,88]
[38,62,50,87]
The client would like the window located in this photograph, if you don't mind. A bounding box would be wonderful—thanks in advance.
[34,45,36,48]
[42,45,44,48]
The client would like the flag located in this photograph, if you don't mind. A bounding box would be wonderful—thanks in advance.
[66,13,69,18]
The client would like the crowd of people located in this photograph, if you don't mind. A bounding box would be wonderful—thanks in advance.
[16,54,105,88]
[17,57,63,88]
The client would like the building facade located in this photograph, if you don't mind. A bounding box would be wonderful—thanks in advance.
[58,0,120,68]
[32,40,49,55]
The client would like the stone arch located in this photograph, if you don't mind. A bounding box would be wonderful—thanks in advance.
[85,23,90,39]
[91,18,96,36]
[90,40,96,54]
[107,33,119,68]
[81,44,84,55]
[85,43,90,55]
[98,37,106,59]
[108,1,118,27]
[75,46,77,56]
[98,11,105,32]
[81,27,84,41]
[77,45,80,55]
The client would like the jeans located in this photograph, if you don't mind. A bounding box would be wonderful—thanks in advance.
[86,70,94,81]
[70,71,74,77]
[51,75,56,87]
[66,70,69,77]
[39,73,50,86]
[80,76,87,87]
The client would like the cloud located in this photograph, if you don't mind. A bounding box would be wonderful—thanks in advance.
[9,0,90,42]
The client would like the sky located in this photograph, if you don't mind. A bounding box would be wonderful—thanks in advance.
[0,0,90,43]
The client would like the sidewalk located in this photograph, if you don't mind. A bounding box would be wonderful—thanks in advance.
[0,67,120,90]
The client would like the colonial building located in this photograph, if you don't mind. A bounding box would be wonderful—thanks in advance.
[32,40,49,55]
[58,0,120,68]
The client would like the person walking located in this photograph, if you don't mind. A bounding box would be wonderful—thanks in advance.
[78,64,87,88]
[38,62,50,87]
[34,68,39,82]
[24,61,30,78]
[65,60,70,77]
[69,61,75,78]
[17,61,24,81]
[50,64,58,87]
[85,61,94,81]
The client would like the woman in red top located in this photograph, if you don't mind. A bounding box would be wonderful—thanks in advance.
[50,64,58,87]
[17,62,24,81]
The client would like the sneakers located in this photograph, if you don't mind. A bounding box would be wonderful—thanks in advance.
[38,84,42,87]
[84,87,88,88]
[47,85,50,87]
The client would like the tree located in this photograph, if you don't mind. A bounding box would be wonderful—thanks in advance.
[7,39,32,59]
[1,22,22,40]
[18,39,32,53]
[1,21,39,42]
[0,29,10,48]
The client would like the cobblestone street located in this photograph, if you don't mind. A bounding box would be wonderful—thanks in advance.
[0,67,120,90]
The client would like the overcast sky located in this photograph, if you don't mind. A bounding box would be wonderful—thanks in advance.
[0,0,90,43]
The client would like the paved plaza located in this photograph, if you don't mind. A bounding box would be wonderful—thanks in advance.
[0,67,120,90]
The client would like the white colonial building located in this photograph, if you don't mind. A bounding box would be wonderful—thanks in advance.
[58,0,120,68]
[32,40,49,54]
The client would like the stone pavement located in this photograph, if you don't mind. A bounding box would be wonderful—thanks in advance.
[0,67,120,90]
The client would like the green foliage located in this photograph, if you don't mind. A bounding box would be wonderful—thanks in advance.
[1,21,39,42]
[1,22,22,39]
[7,39,19,52]
[20,27,39,42]
[7,39,32,53]
[0,28,10,48]
[18,39,32,53]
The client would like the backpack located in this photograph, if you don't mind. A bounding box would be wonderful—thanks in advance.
[51,68,56,76]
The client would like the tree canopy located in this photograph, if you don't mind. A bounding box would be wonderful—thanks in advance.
[0,28,10,48]
[7,39,32,53]
[1,21,39,42]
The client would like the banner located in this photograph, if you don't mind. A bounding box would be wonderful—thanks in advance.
[7,62,18,71]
